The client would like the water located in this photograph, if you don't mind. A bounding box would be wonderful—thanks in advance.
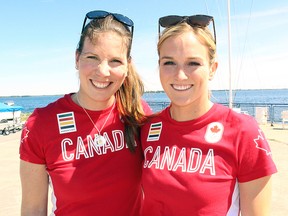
[0,95,62,113]
[1,89,288,122]
[142,89,288,104]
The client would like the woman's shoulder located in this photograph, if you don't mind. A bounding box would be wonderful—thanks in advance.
[214,103,257,128]
[144,107,168,124]
[30,94,73,120]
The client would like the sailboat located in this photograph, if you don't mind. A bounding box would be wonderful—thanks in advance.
[227,0,233,109]
[226,0,269,124]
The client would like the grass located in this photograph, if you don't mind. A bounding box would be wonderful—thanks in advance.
[20,113,32,122]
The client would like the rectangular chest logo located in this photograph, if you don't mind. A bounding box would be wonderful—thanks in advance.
[147,122,162,141]
[57,112,77,134]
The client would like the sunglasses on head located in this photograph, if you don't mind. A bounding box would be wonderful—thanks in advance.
[81,10,134,37]
[158,15,216,44]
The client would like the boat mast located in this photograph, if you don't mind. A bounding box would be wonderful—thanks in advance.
[228,0,233,108]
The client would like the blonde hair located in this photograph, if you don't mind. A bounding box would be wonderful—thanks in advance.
[158,22,216,65]
[77,16,147,152]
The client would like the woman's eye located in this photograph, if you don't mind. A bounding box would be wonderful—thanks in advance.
[163,61,175,66]
[87,55,98,60]
[188,61,201,66]
[111,59,122,64]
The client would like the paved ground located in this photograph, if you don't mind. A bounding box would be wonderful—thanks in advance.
[0,124,287,215]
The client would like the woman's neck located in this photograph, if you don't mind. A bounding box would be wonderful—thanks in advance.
[72,92,115,111]
[169,100,213,122]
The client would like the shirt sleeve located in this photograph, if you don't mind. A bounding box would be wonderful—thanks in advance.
[236,115,277,182]
[19,109,46,164]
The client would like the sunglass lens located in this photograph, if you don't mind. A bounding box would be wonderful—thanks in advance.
[159,15,184,27]
[86,10,109,19]
[113,13,134,26]
[187,15,212,27]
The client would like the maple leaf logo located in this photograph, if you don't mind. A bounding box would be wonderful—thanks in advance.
[254,129,272,156]
[21,127,30,144]
[210,125,220,133]
[205,122,224,143]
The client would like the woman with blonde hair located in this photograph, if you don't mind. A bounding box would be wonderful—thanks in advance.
[141,15,277,216]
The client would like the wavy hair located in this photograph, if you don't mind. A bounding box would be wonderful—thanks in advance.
[76,16,147,152]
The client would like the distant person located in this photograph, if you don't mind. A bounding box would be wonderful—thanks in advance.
[20,10,151,216]
[141,14,277,215]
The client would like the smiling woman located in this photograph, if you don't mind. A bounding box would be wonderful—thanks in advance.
[19,10,152,216]
[76,33,129,107]
[140,13,277,216]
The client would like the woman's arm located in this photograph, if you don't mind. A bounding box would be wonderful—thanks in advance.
[20,160,49,216]
[239,176,273,216]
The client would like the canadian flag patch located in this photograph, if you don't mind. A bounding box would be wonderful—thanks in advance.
[205,122,224,143]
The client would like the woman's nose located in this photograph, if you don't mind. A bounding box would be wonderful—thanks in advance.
[175,67,188,80]
[97,61,110,76]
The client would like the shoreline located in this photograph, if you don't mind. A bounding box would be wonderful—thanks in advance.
[0,123,287,215]
[1,88,288,97]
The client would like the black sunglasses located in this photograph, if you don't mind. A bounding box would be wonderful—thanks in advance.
[81,10,134,37]
[158,15,216,44]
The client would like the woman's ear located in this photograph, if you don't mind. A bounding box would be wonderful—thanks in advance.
[209,61,218,81]
[128,56,132,64]
[124,56,132,78]
[75,50,80,70]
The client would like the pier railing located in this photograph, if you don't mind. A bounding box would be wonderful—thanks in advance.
[147,101,288,125]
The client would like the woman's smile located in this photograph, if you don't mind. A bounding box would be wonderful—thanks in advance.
[171,84,193,91]
[91,79,111,89]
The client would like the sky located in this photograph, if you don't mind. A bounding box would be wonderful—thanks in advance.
[0,0,287,96]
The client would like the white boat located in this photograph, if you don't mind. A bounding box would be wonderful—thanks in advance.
[0,102,23,123]
[0,102,24,135]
